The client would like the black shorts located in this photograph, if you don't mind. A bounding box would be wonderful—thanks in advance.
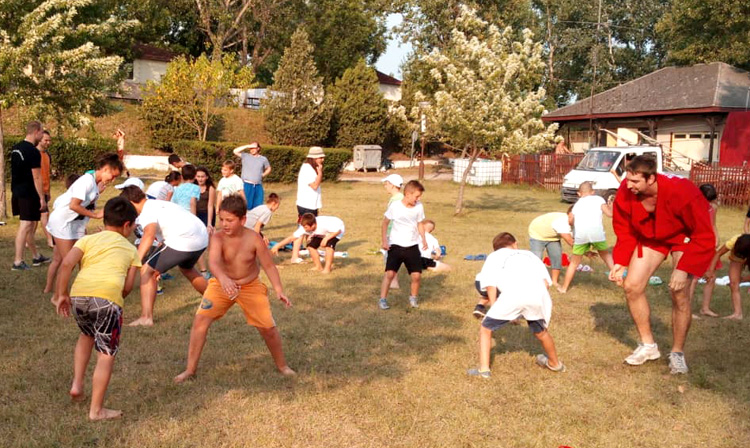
[482,316,546,334]
[308,236,339,250]
[421,257,437,269]
[297,206,318,221]
[475,280,488,298]
[146,245,205,273]
[11,195,41,221]
[385,244,422,274]
[197,211,216,227]
[71,297,123,356]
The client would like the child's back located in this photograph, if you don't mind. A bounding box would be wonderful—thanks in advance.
[571,194,606,244]
[171,182,200,211]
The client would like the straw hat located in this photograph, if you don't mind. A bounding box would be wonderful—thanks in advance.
[307,146,325,158]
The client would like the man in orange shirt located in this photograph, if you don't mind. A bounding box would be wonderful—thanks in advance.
[38,131,54,248]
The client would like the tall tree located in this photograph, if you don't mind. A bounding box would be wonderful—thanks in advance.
[264,28,332,146]
[417,6,558,214]
[329,59,389,147]
[658,0,750,71]
[0,0,129,216]
[194,0,254,60]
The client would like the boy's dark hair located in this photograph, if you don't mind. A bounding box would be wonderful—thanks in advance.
[65,173,80,189]
[165,171,182,183]
[181,164,196,180]
[267,192,280,204]
[300,213,317,227]
[120,185,146,203]
[222,160,236,170]
[219,194,247,218]
[404,180,425,194]
[42,130,51,136]
[699,183,718,202]
[626,154,658,179]
[104,197,138,227]
[95,153,125,173]
[168,154,182,165]
[733,235,750,264]
[492,232,516,250]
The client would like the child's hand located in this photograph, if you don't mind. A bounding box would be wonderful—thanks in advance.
[704,269,716,281]
[218,276,239,298]
[207,224,215,236]
[56,295,71,317]
[382,242,390,251]
[93,209,104,219]
[278,292,292,308]
[270,245,279,255]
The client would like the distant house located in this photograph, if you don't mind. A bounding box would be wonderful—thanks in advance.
[376,70,402,102]
[542,62,750,168]
[111,43,179,101]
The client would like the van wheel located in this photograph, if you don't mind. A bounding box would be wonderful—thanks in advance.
[605,190,617,206]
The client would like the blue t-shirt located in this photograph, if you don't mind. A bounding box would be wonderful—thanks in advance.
[171,183,200,211]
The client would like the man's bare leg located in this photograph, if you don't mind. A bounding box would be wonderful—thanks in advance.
[308,247,323,271]
[559,254,582,293]
[25,221,41,259]
[70,334,94,402]
[321,247,334,274]
[669,251,692,353]
[14,220,34,265]
[725,261,744,320]
[534,330,561,368]
[174,314,214,382]
[623,246,667,345]
[257,326,295,375]
[478,325,492,371]
[89,352,121,421]
[130,266,158,326]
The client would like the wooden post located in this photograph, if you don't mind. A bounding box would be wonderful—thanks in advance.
[706,116,717,163]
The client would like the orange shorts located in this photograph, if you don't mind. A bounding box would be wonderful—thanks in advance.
[197,278,276,328]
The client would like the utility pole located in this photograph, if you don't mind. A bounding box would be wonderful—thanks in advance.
[588,0,603,147]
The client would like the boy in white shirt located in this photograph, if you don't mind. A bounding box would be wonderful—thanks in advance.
[245,193,280,242]
[420,220,451,272]
[272,213,345,274]
[216,160,246,210]
[146,172,181,201]
[379,180,428,310]
[467,232,565,378]
[558,181,615,293]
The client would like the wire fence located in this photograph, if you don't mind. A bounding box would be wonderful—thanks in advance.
[501,154,584,191]
[690,163,750,208]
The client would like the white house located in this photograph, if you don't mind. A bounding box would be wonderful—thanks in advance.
[376,70,402,102]
[111,44,179,101]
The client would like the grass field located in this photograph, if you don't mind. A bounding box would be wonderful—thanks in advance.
[1,179,749,447]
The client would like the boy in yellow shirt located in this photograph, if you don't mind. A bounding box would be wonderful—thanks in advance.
[55,197,141,421]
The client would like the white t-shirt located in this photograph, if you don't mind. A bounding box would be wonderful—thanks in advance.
[137,200,208,252]
[420,232,441,258]
[572,194,607,244]
[480,248,553,325]
[245,204,273,229]
[293,216,345,239]
[146,181,173,200]
[48,172,98,226]
[385,200,426,247]
[217,174,244,196]
[296,163,322,210]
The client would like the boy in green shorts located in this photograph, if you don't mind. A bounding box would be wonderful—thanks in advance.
[559,181,615,293]
[55,197,141,420]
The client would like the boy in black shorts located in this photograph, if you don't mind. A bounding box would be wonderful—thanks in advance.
[55,197,141,420]
[379,180,428,309]
[272,213,345,273]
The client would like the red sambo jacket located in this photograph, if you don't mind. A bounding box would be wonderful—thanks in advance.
[612,173,716,277]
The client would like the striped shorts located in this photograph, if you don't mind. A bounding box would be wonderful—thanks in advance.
[71,297,123,356]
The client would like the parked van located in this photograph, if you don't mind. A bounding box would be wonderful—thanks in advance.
[561,146,663,202]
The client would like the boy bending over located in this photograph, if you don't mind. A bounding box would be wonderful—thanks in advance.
[420,219,451,272]
[55,197,141,420]
[272,213,345,274]
[175,195,294,382]
[468,232,565,378]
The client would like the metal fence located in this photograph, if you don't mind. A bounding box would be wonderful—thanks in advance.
[501,153,584,191]
[690,163,750,208]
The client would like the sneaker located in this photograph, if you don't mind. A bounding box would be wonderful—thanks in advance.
[160,272,174,280]
[32,254,51,266]
[408,296,419,308]
[536,354,566,372]
[472,304,487,319]
[378,298,390,310]
[291,257,304,264]
[156,285,164,295]
[467,368,491,378]
[624,343,661,366]
[668,352,689,374]
[11,261,30,271]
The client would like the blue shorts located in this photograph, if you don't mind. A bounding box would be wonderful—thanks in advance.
[481,316,546,334]
[243,182,265,210]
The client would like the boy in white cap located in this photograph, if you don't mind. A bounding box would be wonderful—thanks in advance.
[382,173,404,288]
[114,177,145,192]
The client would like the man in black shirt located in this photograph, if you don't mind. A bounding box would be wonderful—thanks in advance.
[11,121,49,270]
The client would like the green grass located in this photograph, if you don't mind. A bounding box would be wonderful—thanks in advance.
[1,179,749,447]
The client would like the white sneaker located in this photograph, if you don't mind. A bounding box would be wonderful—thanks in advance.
[408,296,419,308]
[624,343,661,365]
[668,352,689,374]
[291,257,304,264]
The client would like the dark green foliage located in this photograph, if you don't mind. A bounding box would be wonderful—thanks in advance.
[3,135,116,179]
[139,101,195,152]
[176,140,351,182]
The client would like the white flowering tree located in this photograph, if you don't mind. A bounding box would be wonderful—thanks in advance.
[416,6,559,214]
[0,0,133,217]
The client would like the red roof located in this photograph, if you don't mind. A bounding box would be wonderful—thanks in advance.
[376,70,402,86]
[133,43,178,62]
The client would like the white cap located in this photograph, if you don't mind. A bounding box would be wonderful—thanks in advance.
[381,174,403,188]
[114,177,145,191]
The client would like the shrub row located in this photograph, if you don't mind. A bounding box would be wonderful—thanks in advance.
[3,135,116,179]
[175,140,352,183]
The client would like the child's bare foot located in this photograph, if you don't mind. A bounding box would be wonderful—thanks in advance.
[556,285,567,293]
[723,314,743,320]
[700,309,719,317]
[310,266,322,272]
[89,408,122,421]
[173,370,196,383]
[321,268,331,274]
[279,366,296,376]
[69,386,85,402]
[128,317,153,327]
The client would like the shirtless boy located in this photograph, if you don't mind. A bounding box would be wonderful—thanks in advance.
[174,195,294,382]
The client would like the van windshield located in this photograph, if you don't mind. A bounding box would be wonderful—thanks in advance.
[576,151,620,172]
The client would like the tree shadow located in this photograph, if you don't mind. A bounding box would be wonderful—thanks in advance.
[490,322,541,358]
[463,192,543,213]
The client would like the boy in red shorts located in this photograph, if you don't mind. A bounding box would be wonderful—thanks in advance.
[174,195,294,382]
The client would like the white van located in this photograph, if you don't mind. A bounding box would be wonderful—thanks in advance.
[560,146,663,203]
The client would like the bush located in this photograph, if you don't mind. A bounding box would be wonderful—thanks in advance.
[3,135,116,179]
[175,140,351,183]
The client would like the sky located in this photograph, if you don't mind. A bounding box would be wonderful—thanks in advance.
[375,14,413,79]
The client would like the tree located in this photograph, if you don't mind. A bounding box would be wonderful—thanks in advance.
[0,0,129,217]
[417,6,558,214]
[141,54,254,142]
[329,59,389,147]
[658,0,750,71]
[194,0,255,61]
[264,28,332,146]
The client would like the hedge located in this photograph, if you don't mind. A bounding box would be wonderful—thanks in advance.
[175,140,352,183]
[3,135,116,179]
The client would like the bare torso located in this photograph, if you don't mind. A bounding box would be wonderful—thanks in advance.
[216,228,260,285]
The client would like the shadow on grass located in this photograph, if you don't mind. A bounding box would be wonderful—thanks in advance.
[589,302,670,349]
[490,323,541,359]
[463,192,542,213]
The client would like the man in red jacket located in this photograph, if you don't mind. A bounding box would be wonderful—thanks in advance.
[609,155,715,374]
